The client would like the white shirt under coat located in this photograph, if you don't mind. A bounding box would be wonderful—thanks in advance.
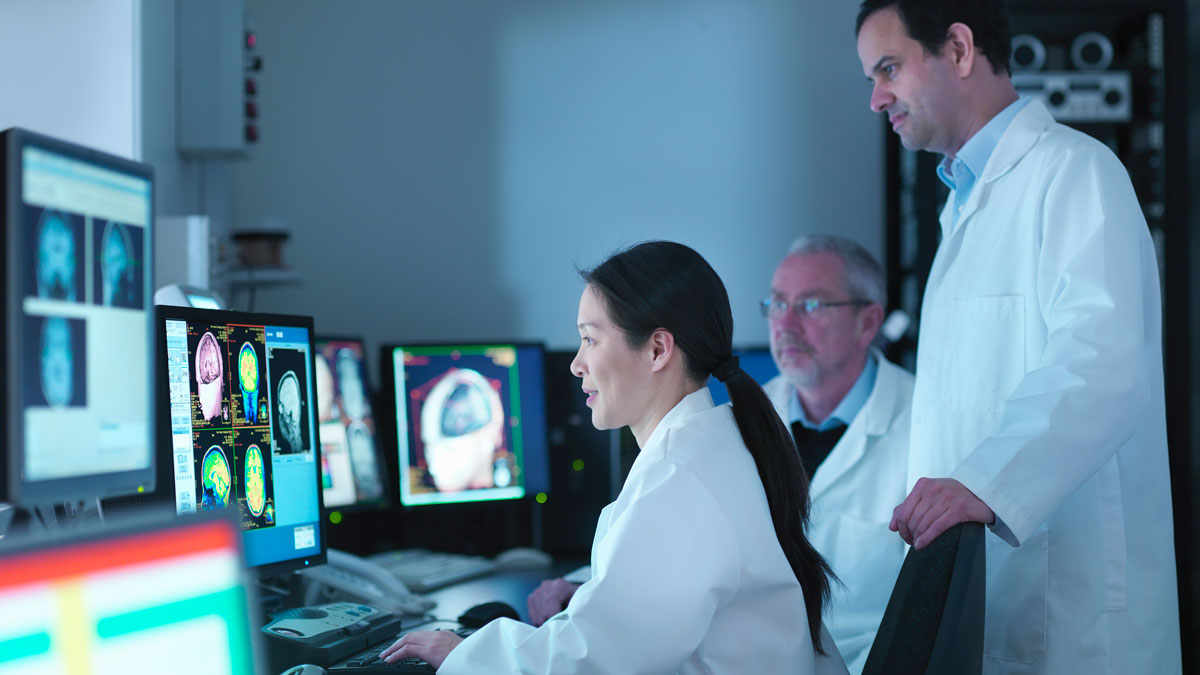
[439,388,847,675]
[764,349,914,674]
[910,98,1180,673]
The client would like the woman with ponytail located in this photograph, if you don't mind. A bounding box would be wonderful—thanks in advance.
[384,241,846,674]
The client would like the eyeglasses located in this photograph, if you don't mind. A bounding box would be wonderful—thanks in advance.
[759,298,871,319]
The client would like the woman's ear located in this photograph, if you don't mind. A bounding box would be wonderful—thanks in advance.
[646,328,676,373]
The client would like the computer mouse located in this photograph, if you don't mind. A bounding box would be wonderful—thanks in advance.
[279,665,327,675]
[494,546,553,570]
[457,600,521,629]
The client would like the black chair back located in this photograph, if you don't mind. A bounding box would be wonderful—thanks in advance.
[861,521,986,675]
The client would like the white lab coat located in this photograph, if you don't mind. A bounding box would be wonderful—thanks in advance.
[440,388,848,675]
[909,98,1180,673]
[765,350,914,674]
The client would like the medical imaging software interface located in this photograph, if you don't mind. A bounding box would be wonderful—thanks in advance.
[0,518,256,674]
[391,344,549,507]
[166,319,321,568]
[315,339,386,509]
[17,145,152,485]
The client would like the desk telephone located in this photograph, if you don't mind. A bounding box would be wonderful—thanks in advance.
[301,549,435,617]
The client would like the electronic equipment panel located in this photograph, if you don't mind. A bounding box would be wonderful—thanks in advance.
[1,127,156,504]
[0,513,259,674]
[315,337,387,511]
[383,343,548,508]
[158,306,325,574]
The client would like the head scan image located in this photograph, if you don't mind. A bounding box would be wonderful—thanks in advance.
[36,210,77,300]
[100,220,135,306]
[276,370,303,452]
[315,353,334,422]
[244,443,266,517]
[40,317,75,407]
[200,445,231,510]
[238,342,260,424]
[196,332,224,421]
[336,348,367,422]
[420,368,505,493]
[347,422,381,497]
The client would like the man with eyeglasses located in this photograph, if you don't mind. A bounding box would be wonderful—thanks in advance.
[761,234,913,673]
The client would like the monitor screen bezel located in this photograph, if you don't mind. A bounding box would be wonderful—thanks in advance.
[2,126,156,505]
[314,334,391,514]
[379,340,549,510]
[154,304,327,575]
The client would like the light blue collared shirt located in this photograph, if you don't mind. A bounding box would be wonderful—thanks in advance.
[789,352,878,431]
[936,96,1032,230]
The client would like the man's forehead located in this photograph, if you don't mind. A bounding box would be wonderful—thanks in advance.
[772,253,845,291]
[857,7,910,68]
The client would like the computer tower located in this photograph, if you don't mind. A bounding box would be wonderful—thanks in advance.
[538,350,620,556]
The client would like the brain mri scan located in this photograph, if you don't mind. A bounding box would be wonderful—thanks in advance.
[39,317,75,407]
[347,422,380,495]
[315,353,334,422]
[200,445,231,510]
[196,332,224,421]
[238,342,260,424]
[244,444,266,516]
[36,210,77,301]
[420,368,505,492]
[276,371,303,452]
[336,348,367,421]
[100,220,135,306]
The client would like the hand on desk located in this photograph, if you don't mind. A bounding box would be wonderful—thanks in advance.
[891,477,995,550]
[527,578,581,627]
[381,630,463,670]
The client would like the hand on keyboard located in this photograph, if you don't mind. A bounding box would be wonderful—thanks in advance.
[379,629,465,670]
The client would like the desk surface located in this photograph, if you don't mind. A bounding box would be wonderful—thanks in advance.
[415,560,581,626]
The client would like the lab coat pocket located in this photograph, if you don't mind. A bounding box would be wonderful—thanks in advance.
[831,513,904,627]
[983,527,1048,664]
[942,296,1026,413]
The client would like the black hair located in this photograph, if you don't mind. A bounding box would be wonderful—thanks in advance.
[856,0,1013,76]
[580,240,833,654]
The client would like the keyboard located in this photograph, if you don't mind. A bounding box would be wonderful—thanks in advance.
[368,549,498,593]
[328,625,473,674]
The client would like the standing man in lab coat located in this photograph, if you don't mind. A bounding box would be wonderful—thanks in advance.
[855,1,1181,673]
[761,235,912,674]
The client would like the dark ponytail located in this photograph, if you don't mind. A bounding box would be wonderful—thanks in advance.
[581,241,833,654]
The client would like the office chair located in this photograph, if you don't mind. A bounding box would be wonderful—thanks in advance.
[861,522,986,675]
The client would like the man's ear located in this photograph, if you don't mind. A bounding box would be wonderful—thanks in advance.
[858,303,885,350]
[646,328,676,373]
[945,22,977,77]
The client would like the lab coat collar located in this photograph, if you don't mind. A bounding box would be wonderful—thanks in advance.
[941,98,1056,237]
[632,387,716,470]
[809,350,906,499]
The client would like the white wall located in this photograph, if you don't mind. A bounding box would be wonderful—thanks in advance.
[0,0,139,158]
[227,0,884,363]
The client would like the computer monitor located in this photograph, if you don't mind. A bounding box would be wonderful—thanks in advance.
[0,127,156,505]
[382,343,549,508]
[314,337,387,512]
[706,346,780,405]
[157,306,325,574]
[0,512,259,674]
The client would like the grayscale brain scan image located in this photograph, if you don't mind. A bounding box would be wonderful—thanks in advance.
[196,331,224,421]
[36,210,77,301]
[276,370,303,452]
[40,316,75,407]
[315,352,334,422]
[336,348,367,422]
[100,220,135,306]
[347,422,381,497]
